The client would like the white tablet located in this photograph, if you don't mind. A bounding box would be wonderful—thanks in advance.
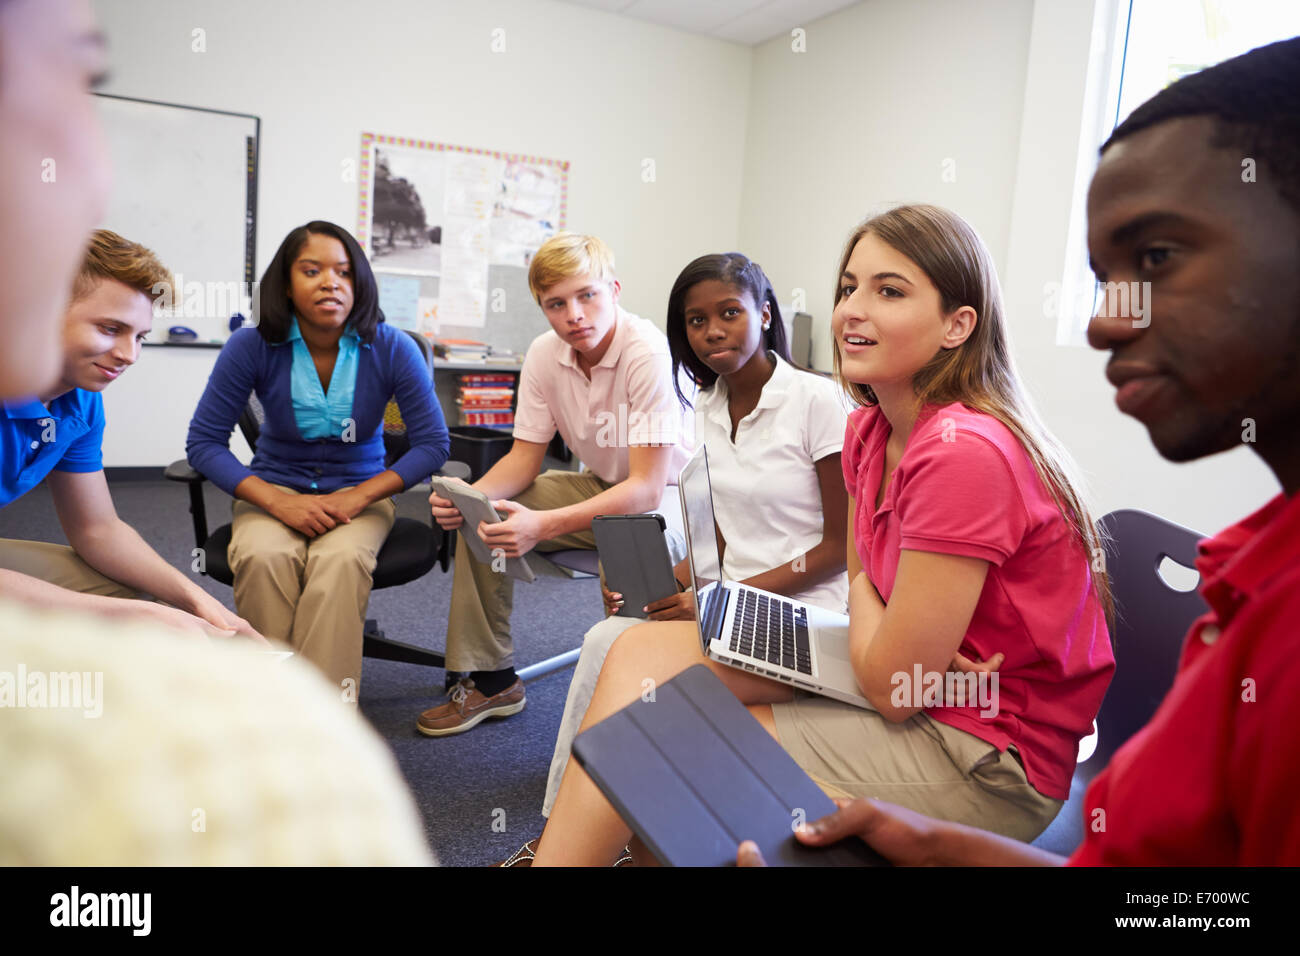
[428,478,537,583]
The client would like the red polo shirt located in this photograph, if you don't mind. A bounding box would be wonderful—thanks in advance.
[1069,490,1300,865]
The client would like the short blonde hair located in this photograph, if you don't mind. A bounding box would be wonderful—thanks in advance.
[527,232,616,303]
[72,229,171,304]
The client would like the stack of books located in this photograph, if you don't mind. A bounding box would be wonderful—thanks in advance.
[485,348,522,366]
[457,373,516,429]
[433,338,490,363]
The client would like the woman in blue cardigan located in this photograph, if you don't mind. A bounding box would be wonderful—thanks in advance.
[187,221,449,696]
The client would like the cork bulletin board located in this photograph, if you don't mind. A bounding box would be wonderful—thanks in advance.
[358,132,569,346]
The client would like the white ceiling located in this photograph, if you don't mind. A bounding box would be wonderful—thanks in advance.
[552,0,863,45]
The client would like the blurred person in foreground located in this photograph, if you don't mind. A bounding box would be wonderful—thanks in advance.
[0,0,434,866]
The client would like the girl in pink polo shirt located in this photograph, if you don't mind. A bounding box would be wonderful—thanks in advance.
[813,204,1114,834]
[530,205,1113,865]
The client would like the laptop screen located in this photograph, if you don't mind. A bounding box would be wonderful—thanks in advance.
[679,446,727,641]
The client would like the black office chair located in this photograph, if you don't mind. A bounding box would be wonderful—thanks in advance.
[1031,508,1208,854]
[165,329,470,669]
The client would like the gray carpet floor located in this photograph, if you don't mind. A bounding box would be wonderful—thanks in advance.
[0,474,606,867]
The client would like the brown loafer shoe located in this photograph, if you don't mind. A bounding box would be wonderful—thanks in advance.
[416,678,525,737]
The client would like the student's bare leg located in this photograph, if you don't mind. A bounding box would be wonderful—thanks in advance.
[531,621,790,866]
[623,702,778,866]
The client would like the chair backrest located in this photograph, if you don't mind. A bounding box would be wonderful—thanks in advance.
[380,329,435,465]
[1080,509,1208,778]
[403,328,433,374]
[238,392,264,453]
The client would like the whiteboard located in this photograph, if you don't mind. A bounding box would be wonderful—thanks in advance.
[93,94,259,344]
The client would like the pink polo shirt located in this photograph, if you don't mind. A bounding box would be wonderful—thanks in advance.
[1069,490,1300,865]
[513,308,689,484]
[843,403,1113,799]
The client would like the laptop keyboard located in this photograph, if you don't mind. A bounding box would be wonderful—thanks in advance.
[728,590,812,675]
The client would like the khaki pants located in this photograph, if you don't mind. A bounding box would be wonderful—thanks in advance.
[445,469,611,672]
[0,538,139,599]
[228,485,395,697]
[772,695,1064,842]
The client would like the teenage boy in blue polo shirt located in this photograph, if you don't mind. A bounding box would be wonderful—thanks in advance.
[0,229,260,639]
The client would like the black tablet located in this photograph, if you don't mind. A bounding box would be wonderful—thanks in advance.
[572,664,888,867]
[592,514,679,618]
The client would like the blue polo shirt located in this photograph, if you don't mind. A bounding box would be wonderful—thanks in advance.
[0,389,105,509]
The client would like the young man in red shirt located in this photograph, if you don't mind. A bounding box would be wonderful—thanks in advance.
[741,36,1300,867]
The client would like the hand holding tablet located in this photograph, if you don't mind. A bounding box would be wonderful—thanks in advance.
[428,477,537,583]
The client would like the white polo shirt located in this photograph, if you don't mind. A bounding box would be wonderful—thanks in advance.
[695,354,850,611]
[514,307,690,484]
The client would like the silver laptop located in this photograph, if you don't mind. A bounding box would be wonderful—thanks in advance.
[678,446,872,709]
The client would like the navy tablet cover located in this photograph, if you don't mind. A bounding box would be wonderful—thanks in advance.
[572,665,887,867]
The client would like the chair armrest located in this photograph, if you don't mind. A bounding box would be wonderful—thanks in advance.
[165,459,212,548]
[438,460,472,482]
[164,458,205,483]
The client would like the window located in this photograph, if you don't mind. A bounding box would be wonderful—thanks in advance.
[1056,0,1300,345]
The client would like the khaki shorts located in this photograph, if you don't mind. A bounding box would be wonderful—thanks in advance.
[771,694,1063,842]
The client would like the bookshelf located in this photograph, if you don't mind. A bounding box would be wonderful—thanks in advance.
[432,358,521,434]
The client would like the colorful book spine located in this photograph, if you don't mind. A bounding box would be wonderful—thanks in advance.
[459,410,515,427]
[457,372,516,430]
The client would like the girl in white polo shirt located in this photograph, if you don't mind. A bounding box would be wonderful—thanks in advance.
[652,252,850,614]
[503,253,848,865]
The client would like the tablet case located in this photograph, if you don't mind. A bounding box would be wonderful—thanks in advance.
[427,478,536,583]
[592,514,678,619]
[572,664,888,867]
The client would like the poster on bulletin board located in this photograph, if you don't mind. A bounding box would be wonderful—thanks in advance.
[357,132,568,331]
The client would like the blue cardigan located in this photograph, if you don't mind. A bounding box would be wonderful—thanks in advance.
[187,324,450,496]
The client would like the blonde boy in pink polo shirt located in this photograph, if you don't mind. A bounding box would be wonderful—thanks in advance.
[417,233,688,736]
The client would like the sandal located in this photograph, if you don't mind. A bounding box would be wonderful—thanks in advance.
[499,838,538,867]
[497,838,634,867]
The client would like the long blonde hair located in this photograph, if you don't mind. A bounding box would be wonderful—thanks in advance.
[832,204,1112,620]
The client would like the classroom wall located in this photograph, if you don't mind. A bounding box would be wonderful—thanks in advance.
[737,0,1034,371]
[93,0,1281,535]
[91,0,752,467]
[91,0,753,327]
[738,0,1279,537]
